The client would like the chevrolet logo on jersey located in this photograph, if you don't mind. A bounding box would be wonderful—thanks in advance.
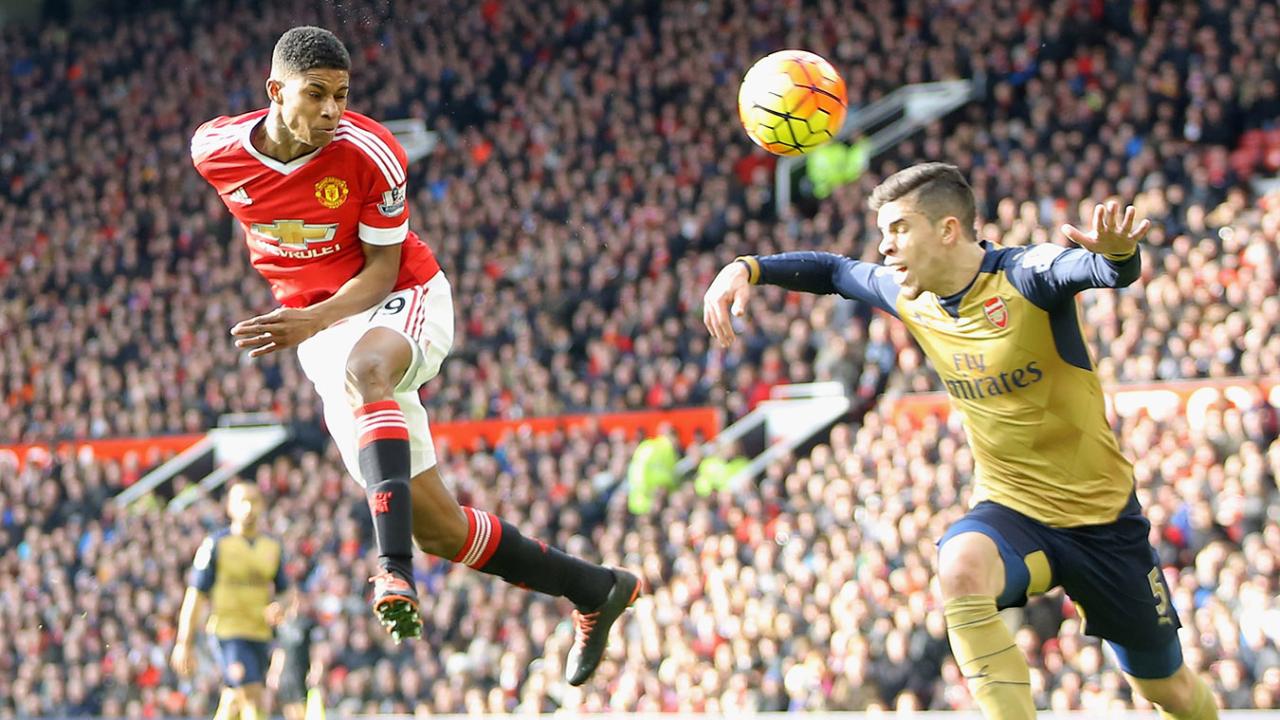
[250,220,338,249]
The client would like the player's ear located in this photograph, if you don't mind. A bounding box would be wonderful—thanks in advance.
[938,215,960,245]
[266,78,284,105]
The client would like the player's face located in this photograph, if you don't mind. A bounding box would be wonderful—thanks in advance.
[876,200,952,300]
[228,484,265,526]
[271,68,349,149]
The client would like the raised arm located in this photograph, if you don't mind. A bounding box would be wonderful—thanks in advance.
[702,251,899,347]
[747,252,900,315]
[1010,201,1148,308]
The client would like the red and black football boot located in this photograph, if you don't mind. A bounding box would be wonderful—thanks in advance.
[369,570,422,643]
[565,568,643,686]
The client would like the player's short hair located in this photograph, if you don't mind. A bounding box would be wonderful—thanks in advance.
[869,162,977,240]
[227,481,261,502]
[271,26,351,77]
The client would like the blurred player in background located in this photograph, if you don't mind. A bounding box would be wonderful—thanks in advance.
[171,482,286,720]
[189,26,638,684]
[267,590,319,720]
[704,162,1218,720]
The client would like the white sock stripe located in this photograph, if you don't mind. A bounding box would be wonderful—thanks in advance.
[474,513,493,566]
[357,419,410,431]
[357,409,408,423]
[358,421,410,433]
[462,512,485,566]
[461,513,483,566]
[463,511,492,567]
[357,424,411,437]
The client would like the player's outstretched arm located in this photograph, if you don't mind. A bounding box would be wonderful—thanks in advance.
[1013,200,1149,307]
[1061,199,1150,260]
[750,252,898,308]
[703,251,900,347]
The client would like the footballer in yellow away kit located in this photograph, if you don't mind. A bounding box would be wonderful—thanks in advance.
[172,483,286,720]
[703,163,1217,720]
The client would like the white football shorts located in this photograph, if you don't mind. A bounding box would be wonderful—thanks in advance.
[295,272,454,486]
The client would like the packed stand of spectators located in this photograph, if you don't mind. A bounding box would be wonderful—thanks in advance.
[811,0,1280,393]
[1,387,1277,716]
[6,0,1280,444]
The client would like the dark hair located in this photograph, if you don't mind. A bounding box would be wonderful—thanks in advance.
[271,26,351,76]
[869,162,977,240]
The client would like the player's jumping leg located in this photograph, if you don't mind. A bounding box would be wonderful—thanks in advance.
[1115,645,1218,719]
[346,328,423,641]
[408,465,641,686]
[213,689,239,720]
[346,326,640,682]
[937,532,1035,720]
[235,686,265,720]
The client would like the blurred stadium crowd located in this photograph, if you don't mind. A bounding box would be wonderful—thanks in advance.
[1,0,1279,716]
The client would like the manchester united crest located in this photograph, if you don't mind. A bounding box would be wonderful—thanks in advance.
[315,176,349,209]
[983,296,1009,329]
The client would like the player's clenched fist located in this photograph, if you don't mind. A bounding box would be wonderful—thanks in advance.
[703,260,753,348]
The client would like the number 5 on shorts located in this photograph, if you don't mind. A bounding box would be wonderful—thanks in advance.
[1147,567,1174,626]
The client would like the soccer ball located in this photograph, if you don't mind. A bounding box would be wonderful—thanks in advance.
[738,50,848,156]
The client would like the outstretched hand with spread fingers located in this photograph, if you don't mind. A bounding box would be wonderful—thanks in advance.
[1061,199,1151,258]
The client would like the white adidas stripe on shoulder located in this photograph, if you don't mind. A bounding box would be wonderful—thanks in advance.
[191,117,255,159]
[335,130,401,188]
[190,128,240,159]
[336,129,404,187]
[336,121,405,187]
[337,120,403,178]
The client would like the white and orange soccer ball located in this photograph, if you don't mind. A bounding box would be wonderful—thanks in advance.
[738,50,848,156]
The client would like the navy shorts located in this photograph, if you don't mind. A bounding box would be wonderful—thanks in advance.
[940,494,1183,679]
[211,638,272,688]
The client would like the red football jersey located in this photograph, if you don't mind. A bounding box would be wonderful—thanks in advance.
[190,109,440,308]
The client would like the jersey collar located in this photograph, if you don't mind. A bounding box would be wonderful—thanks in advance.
[240,116,325,175]
[936,241,999,318]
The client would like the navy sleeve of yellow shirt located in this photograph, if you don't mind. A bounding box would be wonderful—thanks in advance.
[190,532,223,592]
[756,252,901,318]
[1001,244,1141,309]
[274,546,287,594]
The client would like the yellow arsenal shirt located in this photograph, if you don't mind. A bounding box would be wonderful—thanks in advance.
[756,242,1140,527]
